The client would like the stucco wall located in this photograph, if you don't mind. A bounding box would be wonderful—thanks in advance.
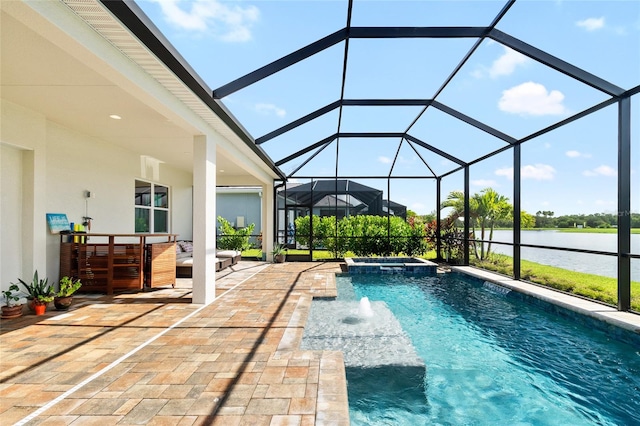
[217,192,262,234]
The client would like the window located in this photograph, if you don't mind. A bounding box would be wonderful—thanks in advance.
[135,180,169,233]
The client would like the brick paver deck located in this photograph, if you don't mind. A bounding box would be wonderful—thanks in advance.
[0,261,349,425]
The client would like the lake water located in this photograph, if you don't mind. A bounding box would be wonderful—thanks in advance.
[477,230,640,279]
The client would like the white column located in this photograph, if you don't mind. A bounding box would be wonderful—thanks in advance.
[24,143,48,279]
[262,183,275,261]
[192,135,216,304]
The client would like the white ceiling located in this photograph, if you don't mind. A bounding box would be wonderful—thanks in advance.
[0,3,267,180]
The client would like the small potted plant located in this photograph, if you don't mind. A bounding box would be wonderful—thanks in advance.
[33,294,54,315]
[1,284,24,319]
[54,276,82,311]
[17,271,54,315]
[271,243,287,263]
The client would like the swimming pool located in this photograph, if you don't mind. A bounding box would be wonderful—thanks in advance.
[301,272,640,425]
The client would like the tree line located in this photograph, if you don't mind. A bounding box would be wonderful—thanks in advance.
[409,191,640,230]
[513,211,640,229]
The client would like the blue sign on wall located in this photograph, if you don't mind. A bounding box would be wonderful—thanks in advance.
[46,213,70,234]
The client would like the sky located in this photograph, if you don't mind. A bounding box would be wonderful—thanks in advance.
[135,0,640,217]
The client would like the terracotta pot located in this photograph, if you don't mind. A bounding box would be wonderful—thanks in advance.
[54,296,73,311]
[1,305,23,319]
[33,303,47,315]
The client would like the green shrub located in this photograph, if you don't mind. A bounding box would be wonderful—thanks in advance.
[217,216,255,251]
[293,214,430,258]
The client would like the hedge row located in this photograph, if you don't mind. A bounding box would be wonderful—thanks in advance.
[293,215,430,257]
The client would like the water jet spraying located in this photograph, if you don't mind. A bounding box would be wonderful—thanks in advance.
[358,297,374,318]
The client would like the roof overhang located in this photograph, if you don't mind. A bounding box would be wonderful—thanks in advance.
[1,0,285,183]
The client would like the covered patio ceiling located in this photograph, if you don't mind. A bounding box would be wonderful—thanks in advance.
[0,0,282,183]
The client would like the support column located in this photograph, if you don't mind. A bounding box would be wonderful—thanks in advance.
[263,183,275,261]
[24,146,48,279]
[464,167,470,266]
[192,135,216,305]
[513,144,521,280]
[436,177,442,261]
[617,97,631,311]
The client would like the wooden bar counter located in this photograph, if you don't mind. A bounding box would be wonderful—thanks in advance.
[60,233,178,294]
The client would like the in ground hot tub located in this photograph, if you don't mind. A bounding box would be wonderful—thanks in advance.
[345,257,437,275]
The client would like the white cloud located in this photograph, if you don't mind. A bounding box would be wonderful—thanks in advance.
[489,47,529,78]
[495,164,556,181]
[471,179,498,187]
[596,199,615,206]
[495,167,512,179]
[566,150,592,158]
[583,165,617,177]
[499,82,568,116]
[595,165,617,176]
[576,17,605,31]
[472,46,529,79]
[470,69,484,79]
[254,103,286,117]
[152,0,259,42]
[522,164,556,180]
[378,156,392,164]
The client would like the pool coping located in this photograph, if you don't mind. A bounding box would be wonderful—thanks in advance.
[345,257,438,274]
[452,266,640,344]
[345,257,437,266]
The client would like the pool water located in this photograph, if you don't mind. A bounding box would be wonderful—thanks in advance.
[330,273,640,425]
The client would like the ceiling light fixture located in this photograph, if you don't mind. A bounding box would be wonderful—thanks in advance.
[109,114,122,120]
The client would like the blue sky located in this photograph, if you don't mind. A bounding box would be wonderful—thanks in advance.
[135,0,639,216]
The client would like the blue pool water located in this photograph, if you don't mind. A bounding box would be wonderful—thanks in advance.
[328,273,640,425]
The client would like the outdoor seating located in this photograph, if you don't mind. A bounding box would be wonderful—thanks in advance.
[175,241,240,277]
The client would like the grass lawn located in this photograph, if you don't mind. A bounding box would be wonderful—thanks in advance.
[241,248,437,260]
[472,254,640,311]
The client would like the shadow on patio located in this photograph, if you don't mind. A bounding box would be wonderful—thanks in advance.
[0,261,350,425]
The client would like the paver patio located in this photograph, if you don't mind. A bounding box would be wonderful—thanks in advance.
[0,261,349,425]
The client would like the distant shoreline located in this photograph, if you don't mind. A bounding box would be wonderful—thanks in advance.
[493,228,640,234]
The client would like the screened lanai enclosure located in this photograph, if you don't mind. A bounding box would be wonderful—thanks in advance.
[125,0,639,312]
[277,179,407,245]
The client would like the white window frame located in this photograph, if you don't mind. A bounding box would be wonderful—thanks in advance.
[134,179,170,233]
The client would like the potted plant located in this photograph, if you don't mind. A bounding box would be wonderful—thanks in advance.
[17,271,54,315]
[33,294,54,315]
[1,284,23,319]
[54,276,82,311]
[271,243,287,263]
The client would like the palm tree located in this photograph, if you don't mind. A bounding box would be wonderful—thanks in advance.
[473,188,510,259]
[441,190,478,259]
[441,190,477,222]
[441,188,511,260]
